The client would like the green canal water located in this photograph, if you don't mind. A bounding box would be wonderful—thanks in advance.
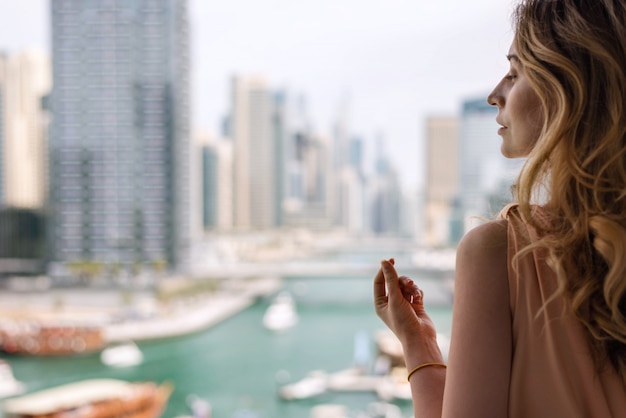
[1,275,453,418]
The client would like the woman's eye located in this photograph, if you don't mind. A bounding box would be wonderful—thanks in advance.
[505,73,517,81]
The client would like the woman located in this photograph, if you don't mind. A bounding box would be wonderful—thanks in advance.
[374,0,626,416]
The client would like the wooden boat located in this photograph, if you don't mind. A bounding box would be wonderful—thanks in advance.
[0,322,105,356]
[2,378,173,418]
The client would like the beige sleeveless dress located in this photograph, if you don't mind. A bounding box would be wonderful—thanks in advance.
[503,204,626,417]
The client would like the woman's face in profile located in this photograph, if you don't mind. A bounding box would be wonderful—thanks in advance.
[487,42,544,159]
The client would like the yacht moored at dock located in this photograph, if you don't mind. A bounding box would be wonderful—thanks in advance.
[263,291,298,331]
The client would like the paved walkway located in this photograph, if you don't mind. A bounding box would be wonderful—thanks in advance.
[0,277,282,343]
[104,293,257,342]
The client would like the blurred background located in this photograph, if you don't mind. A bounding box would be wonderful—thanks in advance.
[0,1,522,417]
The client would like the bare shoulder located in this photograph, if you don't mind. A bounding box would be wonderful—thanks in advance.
[455,219,508,283]
[457,220,508,261]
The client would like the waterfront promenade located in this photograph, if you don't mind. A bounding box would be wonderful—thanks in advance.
[105,276,282,341]
[0,276,282,343]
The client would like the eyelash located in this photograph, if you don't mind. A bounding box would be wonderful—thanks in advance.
[505,73,517,81]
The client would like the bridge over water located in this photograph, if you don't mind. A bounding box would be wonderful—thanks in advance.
[192,236,456,278]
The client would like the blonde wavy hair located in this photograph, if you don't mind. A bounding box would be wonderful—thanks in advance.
[512,0,626,377]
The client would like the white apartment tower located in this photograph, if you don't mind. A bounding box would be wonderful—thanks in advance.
[0,51,51,209]
[231,76,276,230]
[424,116,460,246]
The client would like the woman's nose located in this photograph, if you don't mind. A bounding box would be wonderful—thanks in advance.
[487,81,504,107]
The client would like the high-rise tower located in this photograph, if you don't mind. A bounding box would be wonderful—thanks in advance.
[0,51,51,209]
[49,0,190,270]
[231,75,277,230]
[424,116,460,246]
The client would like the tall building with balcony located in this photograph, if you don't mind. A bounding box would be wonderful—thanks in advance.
[48,0,190,270]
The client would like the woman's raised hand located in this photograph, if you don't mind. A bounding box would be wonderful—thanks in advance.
[373,258,442,361]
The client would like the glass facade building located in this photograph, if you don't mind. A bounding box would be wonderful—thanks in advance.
[49,0,190,269]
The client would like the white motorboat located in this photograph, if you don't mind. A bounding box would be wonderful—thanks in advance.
[100,340,144,368]
[263,291,298,331]
[278,370,327,400]
[0,359,24,399]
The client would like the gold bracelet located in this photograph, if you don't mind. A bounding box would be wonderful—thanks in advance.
[407,362,447,382]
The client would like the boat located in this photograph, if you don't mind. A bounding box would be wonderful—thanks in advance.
[326,367,382,392]
[2,378,173,418]
[100,340,144,368]
[262,291,298,331]
[279,367,386,400]
[0,322,105,356]
[278,370,327,400]
[279,365,411,402]
[0,359,25,399]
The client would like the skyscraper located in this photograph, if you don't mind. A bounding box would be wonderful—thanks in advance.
[0,50,51,209]
[329,97,352,229]
[282,130,332,230]
[197,132,233,232]
[424,116,460,246]
[231,75,277,230]
[370,135,401,236]
[0,51,50,266]
[49,0,190,270]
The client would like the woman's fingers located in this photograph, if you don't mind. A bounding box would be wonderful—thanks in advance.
[375,258,424,310]
[373,264,387,300]
[381,259,403,299]
[374,258,397,300]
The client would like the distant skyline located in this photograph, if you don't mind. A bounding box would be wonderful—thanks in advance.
[0,0,515,190]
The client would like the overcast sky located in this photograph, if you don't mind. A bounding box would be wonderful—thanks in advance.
[0,0,516,190]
